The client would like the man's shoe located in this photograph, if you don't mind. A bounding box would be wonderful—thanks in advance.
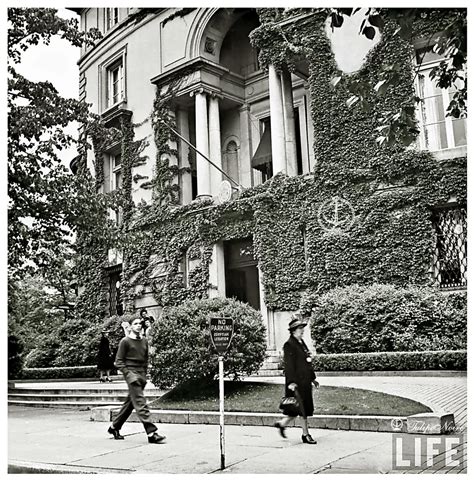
[148,433,166,444]
[301,434,317,444]
[273,421,287,438]
[108,426,124,440]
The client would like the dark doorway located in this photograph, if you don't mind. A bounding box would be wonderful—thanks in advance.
[224,238,261,310]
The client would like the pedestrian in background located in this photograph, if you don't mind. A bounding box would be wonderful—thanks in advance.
[97,330,113,383]
[140,308,154,337]
[107,317,165,444]
[274,313,319,444]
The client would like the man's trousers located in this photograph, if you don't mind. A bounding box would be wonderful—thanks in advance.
[112,368,157,435]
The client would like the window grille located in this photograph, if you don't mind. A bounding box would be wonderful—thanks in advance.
[433,206,467,289]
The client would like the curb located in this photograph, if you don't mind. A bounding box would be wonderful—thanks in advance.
[315,370,466,377]
[8,460,133,474]
[91,406,410,433]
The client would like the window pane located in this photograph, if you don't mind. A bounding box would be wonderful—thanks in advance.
[424,123,448,150]
[115,170,122,189]
[114,154,121,168]
[452,119,467,147]
[416,47,443,65]
[422,95,445,123]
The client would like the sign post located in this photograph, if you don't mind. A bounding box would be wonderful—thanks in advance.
[209,317,234,471]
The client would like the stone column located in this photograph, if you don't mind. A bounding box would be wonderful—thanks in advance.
[257,264,274,350]
[239,103,252,187]
[194,90,210,199]
[304,87,316,170]
[208,94,223,197]
[298,103,311,174]
[281,66,298,176]
[208,242,226,298]
[176,108,192,204]
[268,64,286,175]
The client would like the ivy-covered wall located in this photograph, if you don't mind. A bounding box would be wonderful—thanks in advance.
[75,8,467,325]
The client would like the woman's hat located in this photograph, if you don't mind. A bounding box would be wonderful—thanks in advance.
[288,313,308,331]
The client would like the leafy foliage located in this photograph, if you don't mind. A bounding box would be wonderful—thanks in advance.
[314,350,466,371]
[304,284,466,354]
[7,8,101,279]
[149,298,267,388]
[326,8,467,146]
[8,334,25,379]
[22,365,97,380]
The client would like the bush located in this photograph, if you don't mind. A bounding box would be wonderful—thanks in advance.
[149,297,267,389]
[24,335,60,368]
[303,284,466,354]
[8,334,24,379]
[26,313,137,369]
[313,350,467,371]
[21,365,97,380]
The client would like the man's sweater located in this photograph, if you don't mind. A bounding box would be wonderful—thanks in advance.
[115,336,149,372]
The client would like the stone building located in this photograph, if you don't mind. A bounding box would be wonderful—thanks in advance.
[70,8,467,356]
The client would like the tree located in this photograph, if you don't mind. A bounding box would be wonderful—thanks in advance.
[7,8,101,279]
[8,274,71,356]
[326,8,466,146]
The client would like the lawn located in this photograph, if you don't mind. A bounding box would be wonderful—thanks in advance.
[149,380,431,416]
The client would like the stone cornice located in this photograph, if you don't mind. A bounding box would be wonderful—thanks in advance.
[150,57,230,87]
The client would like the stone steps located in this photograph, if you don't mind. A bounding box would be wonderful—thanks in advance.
[254,354,283,377]
[7,386,164,410]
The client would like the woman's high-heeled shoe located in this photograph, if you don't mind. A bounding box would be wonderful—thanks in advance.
[302,434,317,444]
[106,377,112,383]
[99,378,105,383]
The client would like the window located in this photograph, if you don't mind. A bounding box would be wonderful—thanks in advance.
[111,153,122,224]
[107,59,124,108]
[108,266,123,316]
[111,153,122,190]
[416,48,466,151]
[100,48,127,112]
[433,206,467,289]
[106,8,119,30]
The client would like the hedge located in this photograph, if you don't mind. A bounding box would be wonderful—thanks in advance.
[303,284,467,354]
[21,366,97,380]
[313,350,467,372]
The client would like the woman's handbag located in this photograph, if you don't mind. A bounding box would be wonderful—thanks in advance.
[279,395,301,416]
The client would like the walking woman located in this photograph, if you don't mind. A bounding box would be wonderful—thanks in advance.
[97,330,114,382]
[274,313,319,444]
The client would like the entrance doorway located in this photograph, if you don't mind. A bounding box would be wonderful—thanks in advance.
[224,238,261,311]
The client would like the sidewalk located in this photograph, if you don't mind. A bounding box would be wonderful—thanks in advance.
[8,405,466,474]
[7,373,467,473]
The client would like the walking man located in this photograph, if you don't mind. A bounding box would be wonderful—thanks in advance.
[107,317,165,444]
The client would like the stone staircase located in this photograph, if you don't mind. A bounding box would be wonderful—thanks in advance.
[8,382,165,410]
[254,351,283,377]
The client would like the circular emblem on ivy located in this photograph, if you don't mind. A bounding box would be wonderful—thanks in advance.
[218,180,233,203]
[317,196,355,234]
